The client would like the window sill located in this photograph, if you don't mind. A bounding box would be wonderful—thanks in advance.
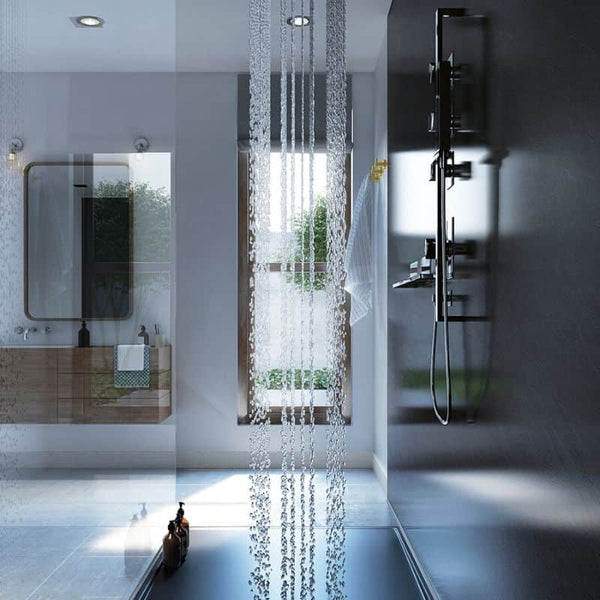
[237,411,351,426]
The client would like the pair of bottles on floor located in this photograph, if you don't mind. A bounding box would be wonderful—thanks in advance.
[162,502,190,570]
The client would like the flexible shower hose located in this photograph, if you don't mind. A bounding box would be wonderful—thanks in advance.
[430,174,452,425]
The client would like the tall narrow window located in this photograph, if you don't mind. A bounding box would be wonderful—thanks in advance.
[238,150,351,424]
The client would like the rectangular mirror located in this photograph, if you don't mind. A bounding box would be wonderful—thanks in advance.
[25,160,133,320]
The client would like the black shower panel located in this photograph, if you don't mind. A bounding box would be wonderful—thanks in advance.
[393,9,489,424]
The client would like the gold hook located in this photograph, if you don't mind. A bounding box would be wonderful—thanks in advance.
[370,158,388,183]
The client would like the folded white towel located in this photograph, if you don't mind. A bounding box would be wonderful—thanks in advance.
[117,344,145,371]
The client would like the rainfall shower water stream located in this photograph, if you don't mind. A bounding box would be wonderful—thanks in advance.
[248,1,348,598]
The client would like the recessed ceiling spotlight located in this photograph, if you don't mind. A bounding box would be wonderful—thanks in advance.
[286,15,311,27]
[71,15,105,28]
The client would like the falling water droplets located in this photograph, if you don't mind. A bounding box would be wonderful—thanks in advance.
[249,0,347,597]
[248,0,273,598]
[325,0,348,598]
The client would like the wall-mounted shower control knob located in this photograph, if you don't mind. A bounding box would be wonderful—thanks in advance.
[425,238,436,259]
[425,239,460,260]
[447,161,471,180]
[450,64,463,82]
[451,240,476,258]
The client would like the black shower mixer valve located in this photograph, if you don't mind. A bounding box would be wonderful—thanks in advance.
[429,151,472,185]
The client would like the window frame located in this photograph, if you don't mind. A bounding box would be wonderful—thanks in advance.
[237,149,352,425]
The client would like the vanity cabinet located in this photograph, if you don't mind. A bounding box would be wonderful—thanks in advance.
[0,346,171,424]
[0,348,58,423]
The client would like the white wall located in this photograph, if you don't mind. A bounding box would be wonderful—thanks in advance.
[372,36,388,488]
[1,72,176,346]
[175,73,377,468]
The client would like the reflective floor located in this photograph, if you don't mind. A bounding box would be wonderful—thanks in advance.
[0,469,398,600]
[149,527,423,600]
[149,470,419,599]
[390,469,600,599]
[176,469,397,528]
[0,469,175,600]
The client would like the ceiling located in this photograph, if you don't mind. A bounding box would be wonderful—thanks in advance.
[22,0,391,73]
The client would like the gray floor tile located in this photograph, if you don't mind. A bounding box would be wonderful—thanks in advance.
[3,467,388,599]
[27,555,151,600]
[0,526,92,558]
[78,526,163,558]
[0,552,70,600]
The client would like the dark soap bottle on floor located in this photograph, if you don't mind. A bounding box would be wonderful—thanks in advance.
[78,320,90,348]
[176,502,190,558]
[177,502,190,539]
[175,517,188,562]
[162,521,182,570]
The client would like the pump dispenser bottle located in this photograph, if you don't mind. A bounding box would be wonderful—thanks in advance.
[175,518,188,562]
[177,502,190,540]
[78,320,90,348]
[174,502,189,560]
[162,520,182,570]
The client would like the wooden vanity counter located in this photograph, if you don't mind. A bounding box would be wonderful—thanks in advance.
[0,346,171,424]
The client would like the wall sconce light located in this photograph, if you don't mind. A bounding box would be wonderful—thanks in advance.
[8,138,23,162]
[134,137,150,161]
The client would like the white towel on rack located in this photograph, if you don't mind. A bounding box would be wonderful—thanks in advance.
[116,344,145,371]
[345,173,375,326]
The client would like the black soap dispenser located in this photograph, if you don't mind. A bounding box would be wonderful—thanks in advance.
[78,320,90,348]
[138,325,149,346]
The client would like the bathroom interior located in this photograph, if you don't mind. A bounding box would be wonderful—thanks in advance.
[0,1,598,599]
